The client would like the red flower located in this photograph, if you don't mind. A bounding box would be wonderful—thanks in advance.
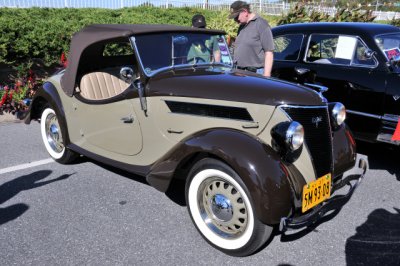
[0,91,8,106]
[60,52,68,67]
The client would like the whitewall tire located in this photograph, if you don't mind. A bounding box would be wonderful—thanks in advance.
[40,107,78,164]
[185,158,273,256]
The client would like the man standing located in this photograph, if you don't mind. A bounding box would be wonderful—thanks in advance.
[189,14,221,63]
[229,1,274,77]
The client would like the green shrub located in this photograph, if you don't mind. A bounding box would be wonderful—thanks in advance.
[391,18,400,27]
[277,3,376,25]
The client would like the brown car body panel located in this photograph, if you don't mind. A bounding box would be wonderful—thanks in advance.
[147,128,292,225]
[332,125,357,177]
[25,82,71,147]
[148,68,323,106]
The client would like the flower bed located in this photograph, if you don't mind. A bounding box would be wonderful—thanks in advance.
[0,69,43,119]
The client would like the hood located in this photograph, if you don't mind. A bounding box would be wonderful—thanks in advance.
[147,68,323,106]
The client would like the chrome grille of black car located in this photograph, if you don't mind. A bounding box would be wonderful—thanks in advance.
[281,106,333,178]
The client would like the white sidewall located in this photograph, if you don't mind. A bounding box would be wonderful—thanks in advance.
[41,108,65,160]
[188,169,255,250]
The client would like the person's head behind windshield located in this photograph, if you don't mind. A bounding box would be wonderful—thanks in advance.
[192,14,206,29]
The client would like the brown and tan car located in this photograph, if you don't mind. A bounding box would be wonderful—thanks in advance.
[24,24,367,256]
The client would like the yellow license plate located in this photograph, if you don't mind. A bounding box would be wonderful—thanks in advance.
[302,173,331,213]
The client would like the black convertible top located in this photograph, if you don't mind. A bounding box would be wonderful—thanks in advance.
[61,24,225,96]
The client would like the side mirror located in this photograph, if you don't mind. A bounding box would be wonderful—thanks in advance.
[364,49,375,59]
[120,67,135,83]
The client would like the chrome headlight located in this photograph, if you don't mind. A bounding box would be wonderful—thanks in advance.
[286,121,304,151]
[271,121,304,154]
[329,102,346,128]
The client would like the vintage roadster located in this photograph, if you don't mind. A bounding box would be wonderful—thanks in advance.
[24,24,367,256]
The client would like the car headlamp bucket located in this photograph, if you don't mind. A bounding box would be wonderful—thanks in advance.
[329,102,346,128]
[286,121,304,151]
[271,121,304,153]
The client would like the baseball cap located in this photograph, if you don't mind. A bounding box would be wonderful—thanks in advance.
[228,1,250,19]
[192,14,206,28]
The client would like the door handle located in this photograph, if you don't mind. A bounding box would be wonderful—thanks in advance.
[295,67,310,75]
[121,115,133,123]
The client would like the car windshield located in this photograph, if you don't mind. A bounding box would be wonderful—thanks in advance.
[375,33,400,64]
[133,32,232,76]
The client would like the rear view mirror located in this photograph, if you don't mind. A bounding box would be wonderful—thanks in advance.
[364,49,375,59]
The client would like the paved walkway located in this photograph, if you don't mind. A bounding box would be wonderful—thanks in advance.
[0,113,21,124]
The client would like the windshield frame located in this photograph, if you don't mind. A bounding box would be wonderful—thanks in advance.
[130,33,233,78]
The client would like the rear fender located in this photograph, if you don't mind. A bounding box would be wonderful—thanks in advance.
[25,82,70,146]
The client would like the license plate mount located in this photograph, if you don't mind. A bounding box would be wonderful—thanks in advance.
[302,173,331,213]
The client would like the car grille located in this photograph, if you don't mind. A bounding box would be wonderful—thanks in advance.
[281,106,333,178]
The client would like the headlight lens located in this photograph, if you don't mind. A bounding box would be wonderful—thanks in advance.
[331,102,346,127]
[286,121,304,151]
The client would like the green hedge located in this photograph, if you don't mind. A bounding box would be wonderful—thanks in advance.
[0,7,278,68]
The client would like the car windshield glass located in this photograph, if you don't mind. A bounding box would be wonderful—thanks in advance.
[133,33,232,75]
[375,33,400,63]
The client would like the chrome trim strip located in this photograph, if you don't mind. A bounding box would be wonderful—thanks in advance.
[346,109,381,120]
[347,110,399,123]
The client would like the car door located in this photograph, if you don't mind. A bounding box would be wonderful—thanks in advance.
[72,68,143,157]
[274,33,386,141]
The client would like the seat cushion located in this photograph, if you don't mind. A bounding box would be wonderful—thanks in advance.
[79,68,130,100]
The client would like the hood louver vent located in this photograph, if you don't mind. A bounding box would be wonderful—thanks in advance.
[165,101,253,122]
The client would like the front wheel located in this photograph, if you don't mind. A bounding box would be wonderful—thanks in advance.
[40,107,78,164]
[185,158,273,256]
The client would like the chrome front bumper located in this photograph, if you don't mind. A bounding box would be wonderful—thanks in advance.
[279,154,368,232]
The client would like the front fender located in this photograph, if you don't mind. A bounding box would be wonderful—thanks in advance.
[147,128,292,225]
[25,81,71,146]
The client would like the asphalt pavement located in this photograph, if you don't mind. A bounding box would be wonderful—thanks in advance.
[0,121,399,265]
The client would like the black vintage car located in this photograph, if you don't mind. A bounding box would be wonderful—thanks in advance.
[272,22,400,146]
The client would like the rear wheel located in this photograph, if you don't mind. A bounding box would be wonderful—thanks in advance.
[40,107,78,164]
[185,158,273,256]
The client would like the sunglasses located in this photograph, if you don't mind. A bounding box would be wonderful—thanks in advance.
[233,9,245,23]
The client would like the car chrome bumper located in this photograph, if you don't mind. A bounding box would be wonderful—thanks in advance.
[279,154,368,232]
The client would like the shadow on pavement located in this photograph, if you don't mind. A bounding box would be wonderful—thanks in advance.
[279,208,342,242]
[89,157,188,206]
[346,208,400,265]
[0,204,29,225]
[357,142,399,181]
[0,170,74,225]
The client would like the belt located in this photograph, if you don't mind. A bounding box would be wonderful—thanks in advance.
[236,66,260,73]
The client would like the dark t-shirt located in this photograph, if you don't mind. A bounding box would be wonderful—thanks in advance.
[233,15,274,68]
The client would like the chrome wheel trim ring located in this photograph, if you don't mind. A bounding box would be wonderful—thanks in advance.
[188,169,254,250]
[199,178,248,237]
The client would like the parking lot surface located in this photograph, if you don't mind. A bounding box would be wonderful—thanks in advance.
[0,122,399,265]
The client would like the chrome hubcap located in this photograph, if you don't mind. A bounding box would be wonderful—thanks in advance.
[211,194,233,222]
[45,113,64,153]
[198,178,248,238]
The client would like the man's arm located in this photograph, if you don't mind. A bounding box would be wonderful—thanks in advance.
[213,50,221,63]
[263,51,273,77]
